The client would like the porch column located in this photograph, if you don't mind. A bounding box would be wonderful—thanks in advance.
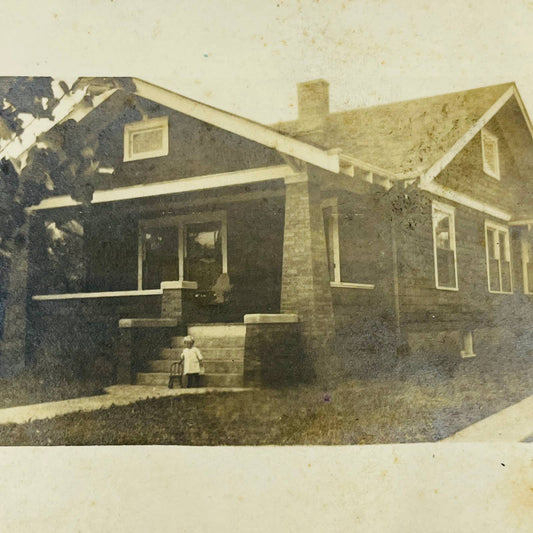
[280,171,336,381]
[160,280,198,334]
[0,218,31,377]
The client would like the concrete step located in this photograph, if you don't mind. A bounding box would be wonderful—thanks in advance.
[136,372,243,387]
[187,324,247,338]
[160,347,245,361]
[170,336,186,348]
[170,336,246,349]
[147,359,244,374]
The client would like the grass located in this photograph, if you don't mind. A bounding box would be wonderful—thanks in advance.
[0,370,106,410]
[0,359,530,445]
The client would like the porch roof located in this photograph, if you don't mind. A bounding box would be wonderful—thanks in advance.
[30,165,294,211]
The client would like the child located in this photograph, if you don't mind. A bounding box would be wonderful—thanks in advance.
[180,335,204,388]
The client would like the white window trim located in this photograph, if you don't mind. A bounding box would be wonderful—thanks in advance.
[124,116,169,162]
[481,128,500,180]
[138,211,228,291]
[484,220,513,294]
[521,228,533,295]
[321,198,375,290]
[432,201,459,291]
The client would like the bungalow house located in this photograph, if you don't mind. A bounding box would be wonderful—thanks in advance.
[1,77,533,385]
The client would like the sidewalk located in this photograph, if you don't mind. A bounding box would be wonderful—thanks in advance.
[443,395,533,442]
[0,385,251,426]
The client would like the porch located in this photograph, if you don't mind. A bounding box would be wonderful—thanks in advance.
[1,160,389,383]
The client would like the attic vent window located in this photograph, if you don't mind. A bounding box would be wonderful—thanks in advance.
[481,129,500,180]
[124,116,169,162]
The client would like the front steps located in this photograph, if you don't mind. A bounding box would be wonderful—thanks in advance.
[136,324,246,387]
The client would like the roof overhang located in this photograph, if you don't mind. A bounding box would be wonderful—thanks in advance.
[30,164,295,211]
[132,78,343,174]
[1,77,403,189]
[419,85,532,186]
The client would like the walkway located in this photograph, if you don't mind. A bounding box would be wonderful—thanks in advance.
[443,395,533,442]
[0,385,251,426]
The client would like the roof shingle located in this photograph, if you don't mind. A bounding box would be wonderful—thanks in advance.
[273,83,514,177]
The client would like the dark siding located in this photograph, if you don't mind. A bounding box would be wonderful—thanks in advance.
[395,190,533,332]
[325,191,396,340]
[81,95,284,192]
[434,113,527,214]
[226,196,285,319]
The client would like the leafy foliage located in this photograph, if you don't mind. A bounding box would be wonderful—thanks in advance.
[0,77,59,139]
[0,79,107,253]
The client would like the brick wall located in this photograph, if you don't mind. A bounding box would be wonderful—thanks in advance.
[280,173,336,380]
[29,295,162,383]
[243,322,308,387]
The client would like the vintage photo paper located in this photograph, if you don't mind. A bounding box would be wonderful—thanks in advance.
[0,0,531,531]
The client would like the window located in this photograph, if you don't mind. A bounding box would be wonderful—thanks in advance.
[322,199,375,289]
[485,221,512,294]
[138,212,227,291]
[521,228,533,294]
[432,202,458,290]
[481,128,500,180]
[124,116,169,162]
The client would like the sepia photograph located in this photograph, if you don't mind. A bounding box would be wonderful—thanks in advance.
[0,0,532,530]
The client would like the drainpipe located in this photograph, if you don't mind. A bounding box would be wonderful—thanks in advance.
[391,215,410,356]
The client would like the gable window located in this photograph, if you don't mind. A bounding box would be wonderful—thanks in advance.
[322,199,375,289]
[124,116,169,162]
[521,228,533,294]
[432,202,458,290]
[485,221,512,294]
[481,128,500,180]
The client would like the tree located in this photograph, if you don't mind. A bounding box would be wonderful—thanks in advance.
[0,77,102,345]
[0,78,112,255]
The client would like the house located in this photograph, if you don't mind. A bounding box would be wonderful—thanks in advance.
[1,77,532,385]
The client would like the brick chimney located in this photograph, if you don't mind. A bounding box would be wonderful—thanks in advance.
[296,79,329,134]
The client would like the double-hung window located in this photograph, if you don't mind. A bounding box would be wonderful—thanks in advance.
[485,221,512,294]
[432,202,458,290]
[521,228,533,294]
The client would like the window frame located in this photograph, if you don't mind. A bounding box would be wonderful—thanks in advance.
[521,228,533,295]
[432,201,459,291]
[124,116,169,162]
[321,198,375,290]
[484,220,513,294]
[481,128,500,180]
[137,211,228,290]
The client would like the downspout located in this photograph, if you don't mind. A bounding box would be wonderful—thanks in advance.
[391,220,401,338]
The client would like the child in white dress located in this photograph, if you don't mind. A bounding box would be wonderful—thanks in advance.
[180,336,204,388]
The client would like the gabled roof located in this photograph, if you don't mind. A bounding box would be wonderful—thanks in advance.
[4,78,533,189]
[0,77,346,177]
[273,83,522,179]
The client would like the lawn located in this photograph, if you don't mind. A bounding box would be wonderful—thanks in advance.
[0,371,105,410]
[0,360,530,445]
